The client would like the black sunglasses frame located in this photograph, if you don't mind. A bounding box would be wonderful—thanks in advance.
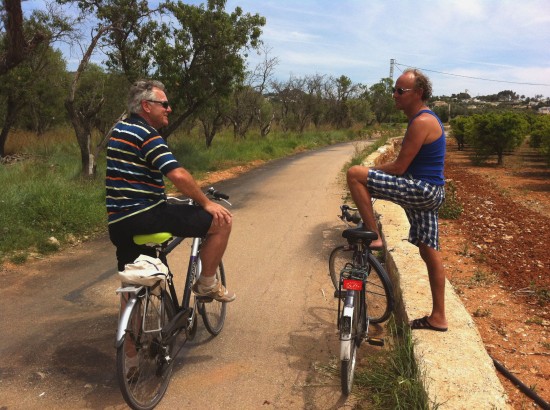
[146,100,170,109]
[392,87,414,95]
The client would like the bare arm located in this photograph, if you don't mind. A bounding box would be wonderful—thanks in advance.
[166,167,232,225]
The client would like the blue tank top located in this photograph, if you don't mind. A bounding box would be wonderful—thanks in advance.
[406,110,446,186]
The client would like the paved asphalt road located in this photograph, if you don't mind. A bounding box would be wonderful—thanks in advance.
[0,141,377,409]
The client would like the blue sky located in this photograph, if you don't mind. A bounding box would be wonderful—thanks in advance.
[22,0,550,98]
[223,0,550,98]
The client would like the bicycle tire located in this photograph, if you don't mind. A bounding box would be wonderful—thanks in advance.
[200,262,227,335]
[340,290,360,395]
[364,253,394,324]
[116,290,176,410]
[328,245,351,290]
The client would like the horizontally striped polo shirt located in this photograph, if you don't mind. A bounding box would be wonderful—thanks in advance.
[105,114,181,224]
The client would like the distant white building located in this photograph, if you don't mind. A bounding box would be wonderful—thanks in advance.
[538,107,550,114]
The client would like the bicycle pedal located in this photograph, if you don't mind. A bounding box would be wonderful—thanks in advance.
[367,337,384,346]
[334,290,346,299]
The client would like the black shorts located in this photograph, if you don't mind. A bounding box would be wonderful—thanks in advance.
[109,203,213,271]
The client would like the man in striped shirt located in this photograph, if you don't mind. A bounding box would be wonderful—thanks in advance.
[106,79,235,302]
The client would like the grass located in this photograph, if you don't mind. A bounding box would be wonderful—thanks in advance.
[439,179,463,220]
[469,269,497,286]
[473,308,491,318]
[0,125,384,265]
[1,136,105,264]
[525,317,543,326]
[353,318,435,409]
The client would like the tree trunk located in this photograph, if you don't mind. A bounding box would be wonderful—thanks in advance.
[64,26,109,177]
[497,150,504,166]
[0,94,23,158]
[65,98,96,177]
[259,113,274,137]
[0,125,10,158]
[0,0,45,75]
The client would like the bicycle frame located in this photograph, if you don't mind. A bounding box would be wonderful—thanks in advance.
[115,234,204,346]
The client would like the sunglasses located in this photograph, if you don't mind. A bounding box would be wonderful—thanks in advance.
[146,100,170,109]
[392,87,414,95]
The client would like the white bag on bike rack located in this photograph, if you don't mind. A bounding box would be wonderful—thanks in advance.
[118,254,169,295]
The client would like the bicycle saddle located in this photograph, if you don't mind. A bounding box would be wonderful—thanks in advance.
[133,232,173,245]
[342,227,378,241]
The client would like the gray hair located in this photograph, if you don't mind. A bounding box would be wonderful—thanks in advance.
[404,69,432,101]
[127,79,166,114]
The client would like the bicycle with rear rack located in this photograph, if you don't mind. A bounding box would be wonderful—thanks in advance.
[115,187,230,410]
[331,204,395,395]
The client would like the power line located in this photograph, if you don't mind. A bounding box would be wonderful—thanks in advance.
[394,62,550,87]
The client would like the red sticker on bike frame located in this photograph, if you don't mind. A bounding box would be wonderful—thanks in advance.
[343,279,363,290]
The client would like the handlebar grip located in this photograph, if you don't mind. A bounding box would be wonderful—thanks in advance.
[216,192,229,200]
[207,187,229,200]
[343,210,362,224]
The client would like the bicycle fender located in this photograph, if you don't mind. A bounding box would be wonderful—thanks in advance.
[115,296,139,348]
[343,305,354,320]
[340,339,352,361]
[340,306,354,342]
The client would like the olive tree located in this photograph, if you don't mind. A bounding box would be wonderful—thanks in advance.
[467,112,529,165]
[367,78,396,124]
[530,115,550,164]
[146,0,265,138]
[449,115,471,151]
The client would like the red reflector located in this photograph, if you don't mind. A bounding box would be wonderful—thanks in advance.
[343,279,363,290]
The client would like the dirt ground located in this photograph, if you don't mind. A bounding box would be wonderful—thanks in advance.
[441,140,550,408]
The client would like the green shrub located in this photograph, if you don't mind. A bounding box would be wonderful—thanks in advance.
[440,180,463,219]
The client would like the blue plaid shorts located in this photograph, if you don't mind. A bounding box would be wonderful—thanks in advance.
[366,169,445,250]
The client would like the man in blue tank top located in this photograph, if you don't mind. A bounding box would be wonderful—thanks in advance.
[347,69,448,331]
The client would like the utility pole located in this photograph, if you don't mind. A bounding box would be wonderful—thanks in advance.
[389,59,395,81]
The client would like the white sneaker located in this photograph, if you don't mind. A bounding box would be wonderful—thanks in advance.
[192,280,236,302]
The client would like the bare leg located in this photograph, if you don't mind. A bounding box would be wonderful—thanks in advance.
[419,243,447,329]
[199,221,231,277]
[346,165,383,248]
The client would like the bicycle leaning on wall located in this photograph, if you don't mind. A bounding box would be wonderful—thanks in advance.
[330,204,395,395]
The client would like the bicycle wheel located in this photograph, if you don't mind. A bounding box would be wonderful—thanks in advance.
[365,253,394,324]
[329,245,352,290]
[340,290,360,395]
[200,262,227,335]
[116,290,176,410]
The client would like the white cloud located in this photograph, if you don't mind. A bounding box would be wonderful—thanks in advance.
[232,0,550,97]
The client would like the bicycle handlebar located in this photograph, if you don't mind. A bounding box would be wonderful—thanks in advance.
[206,187,229,201]
[167,186,231,206]
[339,204,362,225]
